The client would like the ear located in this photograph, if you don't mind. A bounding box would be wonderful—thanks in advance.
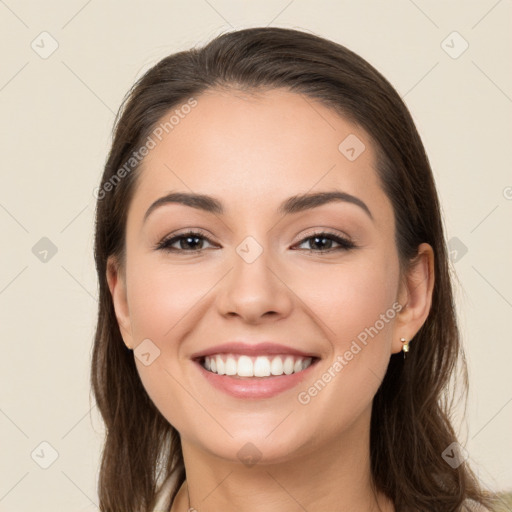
[391,242,435,354]
[106,255,134,350]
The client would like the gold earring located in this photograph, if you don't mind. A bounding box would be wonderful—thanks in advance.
[400,337,409,359]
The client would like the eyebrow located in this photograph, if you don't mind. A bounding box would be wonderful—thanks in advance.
[143,190,373,223]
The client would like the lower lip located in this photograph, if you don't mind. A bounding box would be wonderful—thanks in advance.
[194,359,319,399]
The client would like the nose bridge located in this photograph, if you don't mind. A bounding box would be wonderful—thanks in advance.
[217,234,292,321]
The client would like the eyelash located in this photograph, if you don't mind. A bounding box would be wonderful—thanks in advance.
[155,230,356,254]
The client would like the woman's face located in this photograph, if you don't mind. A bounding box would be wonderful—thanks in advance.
[108,88,427,464]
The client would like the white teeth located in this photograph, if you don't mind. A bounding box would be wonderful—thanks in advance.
[283,356,294,375]
[237,355,253,376]
[215,356,225,375]
[270,356,283,375]
[254,356,271,377]
[202,354,314,377]
[225,356,237,375]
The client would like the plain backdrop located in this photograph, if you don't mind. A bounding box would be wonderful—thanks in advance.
[0,1,511,510]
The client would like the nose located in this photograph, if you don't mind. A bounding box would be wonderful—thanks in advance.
[216,244,294,324]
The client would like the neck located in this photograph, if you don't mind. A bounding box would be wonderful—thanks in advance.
[171,406,394,512]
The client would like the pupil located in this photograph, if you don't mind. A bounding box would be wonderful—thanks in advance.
[313,236,331,250]
[183,236,201,250]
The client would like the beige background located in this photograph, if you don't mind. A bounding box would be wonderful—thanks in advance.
[1,0,511,510]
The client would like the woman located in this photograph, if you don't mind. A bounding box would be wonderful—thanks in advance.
[91,27,495,511]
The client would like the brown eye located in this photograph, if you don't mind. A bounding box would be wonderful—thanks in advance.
[156,231,216,252]
[294,232,356,252]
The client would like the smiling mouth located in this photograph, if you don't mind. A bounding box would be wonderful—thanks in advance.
[197,353,320,378]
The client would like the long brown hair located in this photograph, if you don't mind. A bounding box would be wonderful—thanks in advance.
[91,27,495,511]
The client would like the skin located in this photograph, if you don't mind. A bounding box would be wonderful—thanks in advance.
[107,88,434,512]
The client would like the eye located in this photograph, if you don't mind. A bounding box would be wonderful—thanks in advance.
[155,230,217,252]
[293,231,356,253]
[155,230,356,254]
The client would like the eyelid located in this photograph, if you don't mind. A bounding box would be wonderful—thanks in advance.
[293,227,353,244]
[153,228,217,251]
[291,230,356,252]
[155,227,357,254]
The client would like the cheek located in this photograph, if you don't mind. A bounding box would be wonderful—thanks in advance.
[126,256,209,341]
[302,257,399,347]
[124,255,215,430]
[303,255,400,410]
[312,257,399,407]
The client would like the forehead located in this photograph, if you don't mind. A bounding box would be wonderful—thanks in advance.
[130,88,388,224]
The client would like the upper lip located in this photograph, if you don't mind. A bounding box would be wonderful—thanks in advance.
[190,342,320,360]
